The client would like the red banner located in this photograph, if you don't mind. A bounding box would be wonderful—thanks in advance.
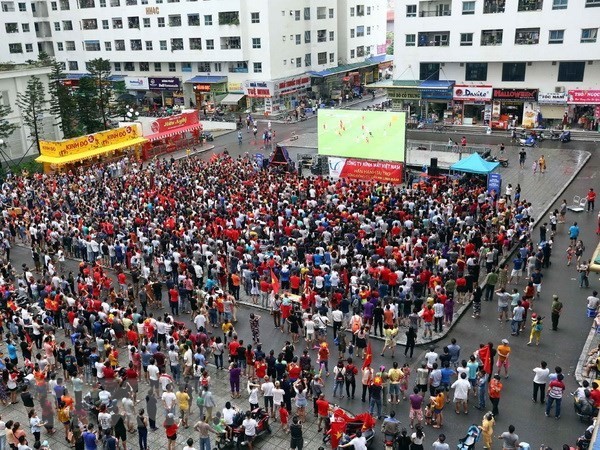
[150,111,199,134]
[329,157,403,184]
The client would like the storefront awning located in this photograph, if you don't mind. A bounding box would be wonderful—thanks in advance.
[308,57,380,78]
[36,137,147,165]
[65,73,90,80]
[146,123,202,142]
[220,93,245,105]
[185,75,228,84]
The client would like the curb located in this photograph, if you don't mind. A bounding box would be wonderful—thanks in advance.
[575,326,597,385]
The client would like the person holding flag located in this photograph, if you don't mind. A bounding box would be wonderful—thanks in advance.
[361,343,374,403]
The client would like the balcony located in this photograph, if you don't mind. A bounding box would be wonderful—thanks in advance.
[5,23,18,33]
[419,2,452,16]
[112,18,123,28]
[168,15,181,27]
[1,1,14,10]
[418,31,450,46]
[35,24,52,37]
[128,17,139,28]
[483,0,505,12]
[515,28,540,44]
[481,29,503,45]
[78,0,94,8]
[518,0,543,10]
[115,40,125,50]
[228,63,248,73]
[82,18,97,29]
[220,37,241,49]
[218,11,239,25]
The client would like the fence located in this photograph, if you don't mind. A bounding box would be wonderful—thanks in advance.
[407,140,491,155]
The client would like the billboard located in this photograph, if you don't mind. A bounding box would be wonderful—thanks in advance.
[329,157,403,184]
[318,110,406,162]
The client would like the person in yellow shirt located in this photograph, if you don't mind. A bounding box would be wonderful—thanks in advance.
[176,385,190,428]
[387,361,404,404]
[479,412,495,449]
[431,389,445,428]
[496,339,511,378]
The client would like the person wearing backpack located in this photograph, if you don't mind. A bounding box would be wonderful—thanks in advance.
[344,358,358,399]
[332,360,346,398]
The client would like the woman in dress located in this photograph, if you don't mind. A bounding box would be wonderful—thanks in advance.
[354,326,368,359]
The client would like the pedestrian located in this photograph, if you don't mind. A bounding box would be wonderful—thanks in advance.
[145,395,158,431]
[405,327,417,358]
[545,373,565,419]
[410,425,425,450]
[480,412,495,449]
[242,410,257,450]
[137,409,148,450]
[538,155,546,173]
[511,301,525,336]
[496,340,510,378]
[249,313,260,343]
[488,375,503,417]
[551,295,563,331]
[289,416,303,450]
[569,222,580,245]
[430,388,445,428]
[578,260,590,288]
[193,414,216,450]
[163,413,180,450]
[451,372,470,414]
[519,148,526,168]
[532,361,550,403]
[527,313,544,346]
[408,387,424,429]
[498,425,519,450]
[368,376,384,420]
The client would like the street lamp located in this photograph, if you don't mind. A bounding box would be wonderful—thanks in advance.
[124,105,140,122]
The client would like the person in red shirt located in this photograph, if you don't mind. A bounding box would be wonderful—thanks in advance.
[315,393,330,432]
[422,305,434,339]
[168,287,179,316]
[589,382,600,408]
[318,343,330,376]
[163,414,180,450]
[254,357,267,379]
[278,402,289,433]
[587,188,596,212]
[289,274,301,295]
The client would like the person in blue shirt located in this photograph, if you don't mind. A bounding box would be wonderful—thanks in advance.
[82,424,98,450]
[6,340,18,365]
[440,362,456,393]
[509,256,524,284]
[569,222,580,245]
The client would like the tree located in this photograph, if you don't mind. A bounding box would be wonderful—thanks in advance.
[76,77,103,134]
[0,92,19,166]
[16,76,48,155]
[87,58,112,131]
[47,58,78,138]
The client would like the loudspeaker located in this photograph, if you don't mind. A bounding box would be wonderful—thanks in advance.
[429,157,438,175]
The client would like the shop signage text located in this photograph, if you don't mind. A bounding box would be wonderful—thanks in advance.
[145,6,159,14]
[329,157,403,184]
[492,88,538,102]
[244,81,274,98]
[150,111,199,134]
[453,85,493,101]
[421,89,453,100]
[149,77,180,90]
[537,92,568,104]
[125,76,149,90]
[193,84,211,92]
[40,126,140,158]
[277,76,310,95]
[387,88,420,100]
[568,89,600,105]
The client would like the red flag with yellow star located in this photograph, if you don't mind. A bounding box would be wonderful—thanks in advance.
[330,418,346,449]
[362,342,372,369]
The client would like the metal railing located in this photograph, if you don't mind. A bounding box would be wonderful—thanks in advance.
[407,140,487,155]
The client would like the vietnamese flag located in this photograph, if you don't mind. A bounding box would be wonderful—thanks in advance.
[479,345,492,375]
[271,269,280,294]
[330,418,347,449]
[362,342,373,369]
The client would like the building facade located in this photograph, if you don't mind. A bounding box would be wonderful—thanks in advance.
[1,0,387,114]
[392,0,600,129]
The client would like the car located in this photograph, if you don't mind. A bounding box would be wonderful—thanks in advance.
[201,131,214,142]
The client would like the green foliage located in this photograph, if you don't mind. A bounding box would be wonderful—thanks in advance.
[47,57,78,138]
[86,58,113,131]
[16,76,48,154]
[76,77,104,134]
[0,92,19,147]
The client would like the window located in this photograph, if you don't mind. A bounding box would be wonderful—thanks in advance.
[102,19,109,29]
[154,62,161,71]
[68,61,78,70]
[171,38,183,50]
[206,39,214,49]
[329,52,334,62]
[181,62,191,71]
[143,17,150,27]
[460,32,473,45]
[99,0,105,7]
[57,42,64,51]
[350,49,355,58]
[515,28,540,44]
[50,1,57,9]
[586,0,600,6]
[356,45,364,57]
[357,4,364,15]
[317,52,327,65]
[104,41,111,50]
[22,23,30,32]
[317,30,326,42]
[128,16,139,28]
[197,62,209,71]
[140,62,149,71]
[188,37,201,49]
[251,12,259,23]
[581,28,598,43]
[518,0,543,10]
[25,43,32,52]
[329,31,334,41]
[420,63,440,80]
[124,62,134,71]
[483,0,505,12]
[295,34,301,45]
[59,62,66,70]
[465,62,488,81]
[168,15,181,27]
[303,7,310,19]
[558,61,585,81]
[367,26,371,35]
[130,39,141,50]
[18,2,25,10]
[350,6,354,16]
[112,18,123,28]
[251,37,261,49]
[406,34,416,46]
[367,5,371,14]
[356,26,364,37]
[115,39,125,50]
[59,0,69,9]
[294,10,300,20]
[305,53,311,66]
[65,41,75,50]
[350,29,355,38]
[462,1,475,13]
[159,40,167,50]
[214,62,221,71]
[481,29,503,45]
[317,6,326,18]
[329,8,334,18]
[168,62,176,72]
[296,57,301,68]
[548,29,564,44]
[502,62,526,81]
[253,62,262,73]
[9,43,22,53]
[218,11,239,25]
[54,22,60,31]
[204,14,212,25]
[304,31,311,43]
[145,40,152,50]
[406,4,416,16]
[157,17,165,27]
[63,20,73,30]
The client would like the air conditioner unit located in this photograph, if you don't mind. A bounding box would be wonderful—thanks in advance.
[527,62,532,66]
[588,61,594,65]
[551,61,557,66]
[555,86,565,93]
[440,62,445,66]
[459,62,464,67]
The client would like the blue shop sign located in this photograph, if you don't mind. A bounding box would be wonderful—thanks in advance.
[422,89,453,100]
[487,173,502,195]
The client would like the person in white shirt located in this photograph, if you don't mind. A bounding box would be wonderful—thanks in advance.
[451,372,471,414]
[247,380,260,410]
[162,385,177,415]
[241,411,258,449]
[260,377,275,417]
[147,362,160,396]
[340,430,367,450]
[532,361,550,403]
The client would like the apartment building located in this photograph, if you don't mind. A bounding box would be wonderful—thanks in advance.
[1,0,387,114]
[391,0,600,129]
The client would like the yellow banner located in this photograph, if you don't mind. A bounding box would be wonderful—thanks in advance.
[40,126,140,158]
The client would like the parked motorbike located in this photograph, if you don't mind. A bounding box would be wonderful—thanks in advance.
[549,130,562,140]
[560,130,571,142]
[215,408,271,450]
[519,135,537,147]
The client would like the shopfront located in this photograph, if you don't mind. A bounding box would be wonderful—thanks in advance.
[185,76,228,113]
[148,77,184,107]
[123,76,183,109]
[491,88,538,129]
[243,80,275,114]
[142,110,202,159]
[309,60,380,101]
[420,80,454,123]
[537,92,568,128]
[567,90,600,130]
[219,82,246,112]
[274,75,311,112]
[386,84,421,115]
[452,85,493,126]
[36,126,147,172]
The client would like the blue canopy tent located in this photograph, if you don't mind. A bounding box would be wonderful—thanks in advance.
[450,153,499,174]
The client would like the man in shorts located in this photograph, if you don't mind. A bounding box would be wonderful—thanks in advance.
[496,339,511,378]
[508,256,523,285]
[242,411,257,450]
[408,387,424,428]
[530,269,543,297]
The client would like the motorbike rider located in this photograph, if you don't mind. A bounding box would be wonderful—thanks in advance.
[222,401,238,442]
[381,410,401,443]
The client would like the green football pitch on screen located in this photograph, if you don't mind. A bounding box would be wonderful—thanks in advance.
[317,109,406,162]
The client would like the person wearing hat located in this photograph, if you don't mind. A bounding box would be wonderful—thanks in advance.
[496,340,511,379]
[551,295,563,331]
[528,314,544,346]
[488,375,503,417]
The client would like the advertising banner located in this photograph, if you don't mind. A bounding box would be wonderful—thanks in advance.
[453,85,493,101]
[150,111,199,134]
[537,92,568,104]
[328,157,403,184]
[567,90,600,104]
[149,77,181,90]
[276,76,310,95]
[40,126,140,158]
[487,172,502,195]
[124,77,149,90]
[492,88,538,102]
[243,81,275,98]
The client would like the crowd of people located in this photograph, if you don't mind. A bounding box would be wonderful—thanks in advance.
[0,150,592,450]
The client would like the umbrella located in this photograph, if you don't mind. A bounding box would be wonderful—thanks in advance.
[116,93,137,103]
